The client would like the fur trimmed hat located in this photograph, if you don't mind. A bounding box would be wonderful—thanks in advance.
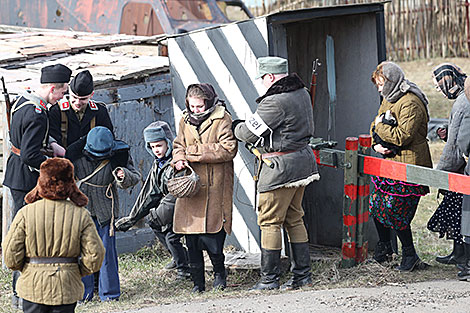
[143,121,174,158]
[25,158,88,207]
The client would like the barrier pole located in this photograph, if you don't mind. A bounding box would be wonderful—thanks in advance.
[341,137,359,268]
[355,135,371,262]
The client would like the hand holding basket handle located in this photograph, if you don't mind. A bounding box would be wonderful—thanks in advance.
[167,164,201,198]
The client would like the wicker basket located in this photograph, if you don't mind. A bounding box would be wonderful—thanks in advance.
[167,165,201,198]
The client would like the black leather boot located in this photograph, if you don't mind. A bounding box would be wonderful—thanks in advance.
[189,263,205,293]
[396,245,420,272]
[373,241,393,263]
[280,242,312,290]
[457,243,470,281]
[436,241,465,265]
[209,253,227,290]
[250,249,281,291]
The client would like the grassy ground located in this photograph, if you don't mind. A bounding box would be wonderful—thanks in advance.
[0,58,468,312]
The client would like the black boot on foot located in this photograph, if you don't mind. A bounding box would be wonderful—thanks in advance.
[373,241,393,263]
[189,263,205,293]
[436,241,465,265]
[396,245,420,272]
[457,243,470,281]
[209,253,227,290]
[280,242,313,290]
[251,249,281,291]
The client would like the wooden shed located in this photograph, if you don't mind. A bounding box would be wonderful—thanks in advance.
[168,1,388,252]
[0,29,171,252]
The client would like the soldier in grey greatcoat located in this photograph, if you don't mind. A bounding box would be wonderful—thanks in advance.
[234,56,319,291]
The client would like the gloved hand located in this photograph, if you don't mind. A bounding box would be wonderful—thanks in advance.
[231,119,245,133]
[115,216,134,232]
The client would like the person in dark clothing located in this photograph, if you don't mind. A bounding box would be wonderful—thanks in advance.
[427,63,467,266]
[3,63,71,310]
[49,70,113,149]
[115,121,190,280]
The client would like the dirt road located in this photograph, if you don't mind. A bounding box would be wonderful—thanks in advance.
[123,280,470,313]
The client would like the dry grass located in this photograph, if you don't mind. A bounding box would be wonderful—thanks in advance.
[0,58,466,312]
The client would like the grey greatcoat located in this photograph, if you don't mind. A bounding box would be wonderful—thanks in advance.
[455,93,470,237]
[234,74,319,192]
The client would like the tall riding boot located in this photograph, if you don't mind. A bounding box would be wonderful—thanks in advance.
[281,242,312,290]
[189,263,205,293]
[396,245,420,272]
[457,243,470,280]
[436,241,465,265]
[208,252,227,290]
[251,249,281,291]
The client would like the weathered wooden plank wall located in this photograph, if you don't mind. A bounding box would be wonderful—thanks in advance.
[255,0,470,61]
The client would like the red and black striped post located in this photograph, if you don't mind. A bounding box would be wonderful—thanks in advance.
[355,134,371,262]
[341,137,359,268]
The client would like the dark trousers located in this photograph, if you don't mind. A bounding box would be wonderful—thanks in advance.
[10,188,27,299]
[23,299,76,313]
[185,229,226,274]
[153,228,189,270]
[10,188,27,216]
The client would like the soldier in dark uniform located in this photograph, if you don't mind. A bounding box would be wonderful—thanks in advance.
[49,70,114,149]
[4,64,71,214]
[3,63,72,310]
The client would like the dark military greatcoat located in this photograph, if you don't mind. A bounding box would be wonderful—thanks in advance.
[48,97,113,148]
[3,93,49,192]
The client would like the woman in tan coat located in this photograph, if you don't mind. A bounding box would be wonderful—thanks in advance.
[2,158,105,313]
[173,83,237,292]
[369,61,432,272]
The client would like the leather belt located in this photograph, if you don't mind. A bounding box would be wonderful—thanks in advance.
[261,150,297,159]
[11,144,21,156]
[25,257,78,264]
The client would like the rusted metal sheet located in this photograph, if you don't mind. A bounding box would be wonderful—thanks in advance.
[0,0,250,35]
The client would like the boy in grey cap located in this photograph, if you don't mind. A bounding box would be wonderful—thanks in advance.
[234,56,319,291]
[116,121,190,280]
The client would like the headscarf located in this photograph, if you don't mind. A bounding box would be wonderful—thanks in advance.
[380,61,429,117]
[185,83,221,127]
[432,63,467,100]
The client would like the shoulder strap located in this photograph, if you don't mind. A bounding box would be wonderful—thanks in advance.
[90,116,96,129]
[76,160,110,187]
[60,110,68,148]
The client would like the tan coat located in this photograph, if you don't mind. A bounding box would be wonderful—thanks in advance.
[2,199,105,305]
[371,93,432,167]
[172,106,237,234]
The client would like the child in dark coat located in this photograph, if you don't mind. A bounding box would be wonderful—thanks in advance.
[66,126,141,301]
[116,121,190,279]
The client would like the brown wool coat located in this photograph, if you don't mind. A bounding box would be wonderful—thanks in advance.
[371,93,432,167]
[2,199,105,305]
[172,106,237,234]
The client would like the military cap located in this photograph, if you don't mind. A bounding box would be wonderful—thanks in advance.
[40,64,72,84]
[70,70,94,97]
[255,56,288,79]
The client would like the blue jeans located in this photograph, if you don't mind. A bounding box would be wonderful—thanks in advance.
[82,217,120,301]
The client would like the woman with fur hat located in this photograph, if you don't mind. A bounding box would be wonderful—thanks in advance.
[370,61,432,271]
[66,126,141,301]
[115,121,190,280]
[173,83,237,292]
[2,158,105,313]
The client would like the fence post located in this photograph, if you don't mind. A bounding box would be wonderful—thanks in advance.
[355,134,371,263]
[341,137,359,268]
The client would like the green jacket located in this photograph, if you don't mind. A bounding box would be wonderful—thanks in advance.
[2,199,105,305]
[371,93,432,167]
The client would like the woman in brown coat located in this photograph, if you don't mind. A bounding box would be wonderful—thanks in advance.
[173,83,237,292]
[2,158,105,313]
[369,61,432,271]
